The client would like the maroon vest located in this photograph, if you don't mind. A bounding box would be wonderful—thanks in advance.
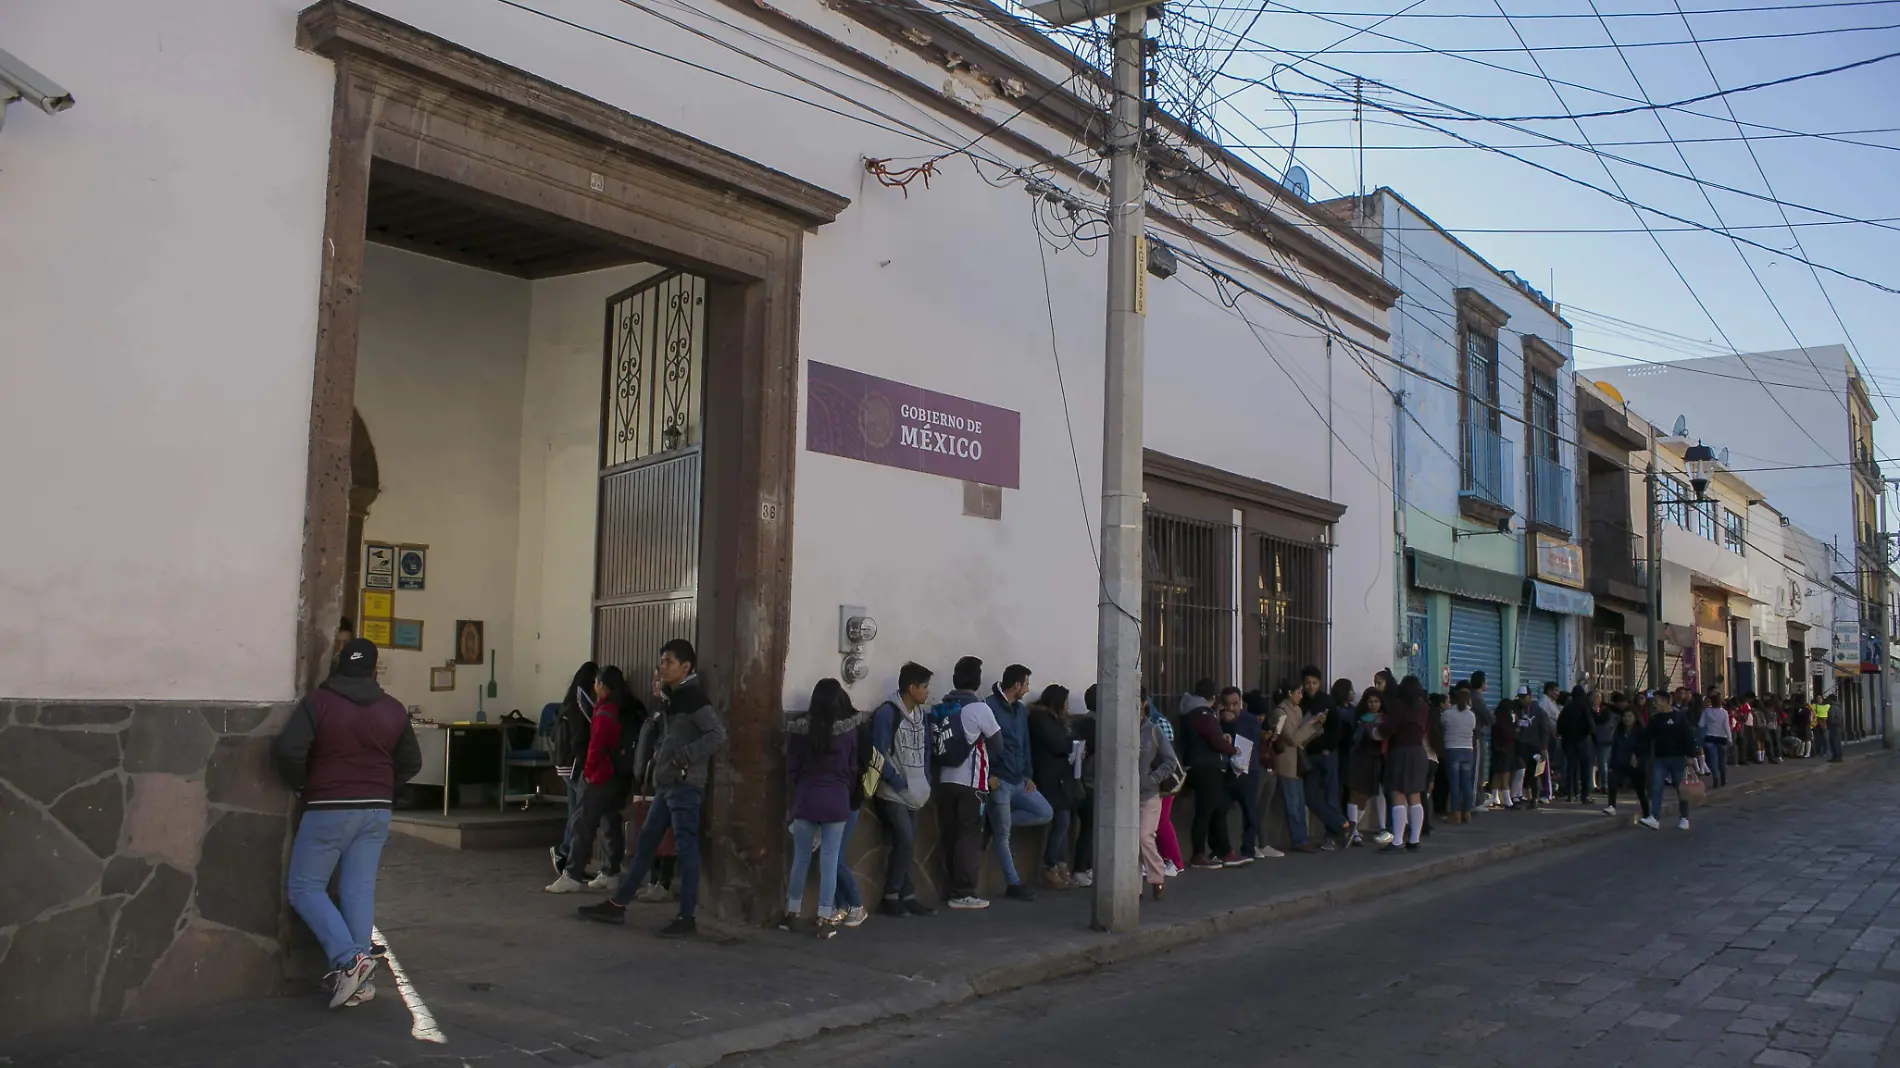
[301,687,409,807]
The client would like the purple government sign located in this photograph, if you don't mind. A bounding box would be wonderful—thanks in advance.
[806,362,1021,489]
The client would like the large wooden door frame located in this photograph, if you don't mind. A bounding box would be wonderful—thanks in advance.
[294,0,847,918]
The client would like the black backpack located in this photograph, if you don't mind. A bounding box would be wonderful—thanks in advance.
[609,702,647,780]
[929,699,979,768]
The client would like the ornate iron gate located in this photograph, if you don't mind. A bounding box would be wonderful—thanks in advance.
[1249,530,1326,694]
[1141,509,1229,711]
[594,271,706,672]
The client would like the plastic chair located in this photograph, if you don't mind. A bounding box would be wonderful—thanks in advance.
[501,703,559,811]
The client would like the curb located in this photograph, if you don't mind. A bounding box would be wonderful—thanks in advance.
[613,749,1887,1068]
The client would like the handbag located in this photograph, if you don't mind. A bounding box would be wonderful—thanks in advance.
[1679,769,1707,802]
[859,746,886,806]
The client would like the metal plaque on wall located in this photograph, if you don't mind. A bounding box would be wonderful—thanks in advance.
[806,361,1021,489]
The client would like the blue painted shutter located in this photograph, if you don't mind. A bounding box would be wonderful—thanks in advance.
[1518,609,1560,692]
[1447,600,1503,688]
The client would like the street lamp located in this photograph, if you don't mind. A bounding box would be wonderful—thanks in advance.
[1646,434,1717,694]
[1684,442,1716,500]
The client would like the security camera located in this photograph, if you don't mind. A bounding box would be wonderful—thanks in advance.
[0,48,75,133]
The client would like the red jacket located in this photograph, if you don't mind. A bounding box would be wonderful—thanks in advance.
[582,701,624,785]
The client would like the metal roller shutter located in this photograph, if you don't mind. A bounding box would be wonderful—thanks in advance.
[1518,609,1561,693]
[1447,599,1503,689]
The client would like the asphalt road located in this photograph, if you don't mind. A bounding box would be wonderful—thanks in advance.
[739,767,1900,1068]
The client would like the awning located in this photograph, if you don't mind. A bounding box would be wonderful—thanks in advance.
[1662,623,1698,650]
[1410,550,1521,604]
[1528,580,1595,617]
[1756,643,1791,664]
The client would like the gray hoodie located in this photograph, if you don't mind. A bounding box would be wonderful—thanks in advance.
[635,674,727,790]
[874,694,932,810]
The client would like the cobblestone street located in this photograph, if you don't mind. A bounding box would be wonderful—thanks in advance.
[743,763,1900,1068]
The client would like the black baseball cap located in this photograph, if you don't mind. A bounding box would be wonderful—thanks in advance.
[336,638,378,678]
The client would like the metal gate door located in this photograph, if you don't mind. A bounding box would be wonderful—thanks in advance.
[594,271,706,671]
[1447,599,1503,690]
[1518,609,1560,693]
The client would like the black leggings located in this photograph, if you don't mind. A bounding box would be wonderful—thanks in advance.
[1187,767,1233,859]
[1606,765,1648,814]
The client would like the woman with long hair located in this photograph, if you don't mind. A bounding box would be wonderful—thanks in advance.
[1028,684,1081,890]
[1345,687,1391,846]
[779,679,860,939]
[1145,691,1186,876]
[548,665,645,893]
[552,661,599,878]
[1380,675,1430,853]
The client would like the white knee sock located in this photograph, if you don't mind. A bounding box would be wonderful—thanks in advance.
[1345,803,1360,829]
[1374,795,1389,829]
[1389,802,1408,844]
[1407,804,1424,844]
[1510,770,1525,800]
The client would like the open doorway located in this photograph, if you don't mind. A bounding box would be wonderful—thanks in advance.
[296,0,847,922]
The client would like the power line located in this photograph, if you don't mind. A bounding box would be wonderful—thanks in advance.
[1189,0,1900,18]
[1210,19,1900,54]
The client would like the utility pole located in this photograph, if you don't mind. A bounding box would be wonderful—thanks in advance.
[1091,2,1150,935]
[1647,453,1664,694]
[1026,0,1155,935]
[1881,479,1894,748]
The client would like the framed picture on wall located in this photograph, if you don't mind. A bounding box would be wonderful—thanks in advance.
[364,544,395,590]
[430,664,456,691]
[454,620,485,665]
[397,545,427,591]
[391,619,424,651]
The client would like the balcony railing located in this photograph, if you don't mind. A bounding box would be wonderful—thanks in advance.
[1529,453,1574,534]
[1460,420,1512,512]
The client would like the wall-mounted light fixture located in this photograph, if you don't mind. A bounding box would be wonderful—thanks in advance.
[0,48,74,135]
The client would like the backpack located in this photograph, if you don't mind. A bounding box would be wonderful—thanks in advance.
[929,698,979,768]
[609,704,647,780]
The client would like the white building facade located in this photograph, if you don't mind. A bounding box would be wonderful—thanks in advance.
[0,0,1397,1025]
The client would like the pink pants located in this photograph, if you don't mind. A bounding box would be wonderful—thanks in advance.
[1139,796,1166,884]
[1156,795,1184,867]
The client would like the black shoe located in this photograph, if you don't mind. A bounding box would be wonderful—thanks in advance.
[577,901,627,925]
[1378,843,1403,854]
[902,897,936,917]
[879,898,909,918]
[658,916,697,939]
[1005,883,1037,902]
[1404,842,1421,852]
[775,912,800,933]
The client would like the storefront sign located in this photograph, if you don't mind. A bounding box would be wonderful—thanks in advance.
[1833,619,1860,676]
[1530,534,1584,589]
[806,362,1021,488]
[1528,580,1594,617]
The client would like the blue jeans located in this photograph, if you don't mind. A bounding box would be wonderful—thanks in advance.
[1043,807,1072,869]
[611,784,703,916]
[1649,756,1689,820]
[987,780,1053,887]
[833,808,861,910]
[1446,748,1477,814]
[1302,750,1349,837]
[1476,728,1492,794]
[287,808,391,971]
[1278,774,1309,847]
[1704,740,1729,787]
[560,774,584,855]
[788,818,846,918]
[1593,741,1612,793]
[1227,774,1261,854]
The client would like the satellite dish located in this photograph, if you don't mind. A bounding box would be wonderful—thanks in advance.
[1595,381,1625,404]
[1285,166,1310,201]
[1719,447,1730,465]
[1672,415,1688,437]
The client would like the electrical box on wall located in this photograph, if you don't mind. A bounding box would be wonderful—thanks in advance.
[839,605,877,684]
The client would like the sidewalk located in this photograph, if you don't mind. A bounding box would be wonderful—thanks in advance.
[2,746,1885,1068]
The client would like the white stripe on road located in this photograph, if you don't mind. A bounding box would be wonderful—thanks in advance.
[371,925,447,1044]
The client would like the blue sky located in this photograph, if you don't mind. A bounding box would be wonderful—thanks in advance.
[1165,0,1900,465]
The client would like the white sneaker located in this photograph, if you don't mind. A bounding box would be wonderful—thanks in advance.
[326,955,375,1009]
[1072,870,1095,887]
[1163,861,1182,878]
[1600,806,1617,816]
[1638,816,1661,830]
[545,873,588,894]
[1678,818,1691,831]
[842,904,869,928]
[344,980,375,1007]
[1373,831,1394,845]
[634,881,672,903]
[947,895,990,910]
[586,871,617,891]
[1255,845,1285,859]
